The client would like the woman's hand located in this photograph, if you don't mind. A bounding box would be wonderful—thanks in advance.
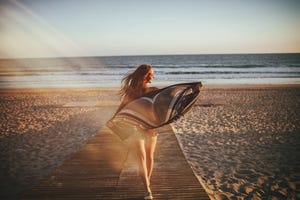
[147,129,156,137]
[198,82,203,89]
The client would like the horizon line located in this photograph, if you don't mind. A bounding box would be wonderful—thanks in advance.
[1,52,300,60]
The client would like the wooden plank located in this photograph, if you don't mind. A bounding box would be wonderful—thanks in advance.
[21,126,210,199]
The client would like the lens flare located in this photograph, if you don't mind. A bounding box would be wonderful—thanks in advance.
[0,0,85,58]
[0,0,107,88]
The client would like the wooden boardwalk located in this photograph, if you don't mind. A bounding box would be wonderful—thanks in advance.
[21,125,210,200]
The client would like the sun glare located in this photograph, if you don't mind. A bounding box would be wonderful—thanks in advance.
[0,0,109,88]
[0,0,87,59]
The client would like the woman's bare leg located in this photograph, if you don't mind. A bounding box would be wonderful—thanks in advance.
[134,138,151,193]
[145,135,157,181]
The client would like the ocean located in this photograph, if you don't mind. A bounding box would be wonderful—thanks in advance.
[0,53,300,88]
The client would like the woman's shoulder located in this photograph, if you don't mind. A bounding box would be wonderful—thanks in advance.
[147,86,159,92]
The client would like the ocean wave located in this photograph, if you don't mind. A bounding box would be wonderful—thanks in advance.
[165,71,300,75]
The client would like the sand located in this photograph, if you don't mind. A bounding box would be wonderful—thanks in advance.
[0,85,300,199]
[0,88,119,199]
[172,85,300,199]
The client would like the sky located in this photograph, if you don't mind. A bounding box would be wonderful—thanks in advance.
[0,0,300,58]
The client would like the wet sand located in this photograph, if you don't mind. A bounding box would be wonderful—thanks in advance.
[1,85,300,199]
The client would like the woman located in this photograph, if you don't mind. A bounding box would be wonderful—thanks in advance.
[116,64,158,200]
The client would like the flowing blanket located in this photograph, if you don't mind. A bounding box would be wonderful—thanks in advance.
[107,82,202,140]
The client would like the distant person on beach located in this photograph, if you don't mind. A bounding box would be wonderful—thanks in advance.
[115,64,158,200]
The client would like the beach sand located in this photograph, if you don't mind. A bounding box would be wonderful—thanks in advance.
[0,88,119,199]
[1,85,300,199]
[173,85,300,199]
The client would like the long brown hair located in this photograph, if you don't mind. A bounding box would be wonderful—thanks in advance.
[120,64,152,99]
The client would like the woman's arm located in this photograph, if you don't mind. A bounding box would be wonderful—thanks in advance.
[113,95,131,117]
[145,86,159,94]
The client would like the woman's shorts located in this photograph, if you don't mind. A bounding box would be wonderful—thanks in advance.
[107,118,147,141]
